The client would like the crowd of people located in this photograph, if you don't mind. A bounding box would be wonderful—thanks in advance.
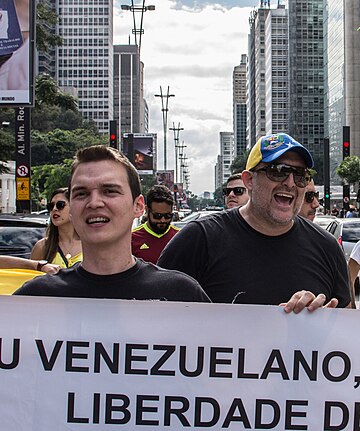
[0,132,355,312]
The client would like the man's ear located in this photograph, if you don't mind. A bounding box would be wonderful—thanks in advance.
[134,195,145,218]
[241,170,255,191]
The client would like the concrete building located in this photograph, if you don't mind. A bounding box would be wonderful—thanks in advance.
[288,0,324,159]
[113,45,148,137]
[344,1,360,162]
[0,162,16,213]
[323,0,360,183]
[38,0,114,134]
[214,132,234,191]
[264,3,288,135]
[233,54,247,157]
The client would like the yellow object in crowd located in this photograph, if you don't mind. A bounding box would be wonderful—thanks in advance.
[0,269,44,295]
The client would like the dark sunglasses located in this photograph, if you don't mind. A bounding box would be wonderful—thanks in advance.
[47,200,67,211]
[223,187,247,196]
[150,210,174,220]
[304,191,320,203]
[253,164,311,188]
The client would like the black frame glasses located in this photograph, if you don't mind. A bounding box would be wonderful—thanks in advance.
[47,200,67,211]
[149,210,174,220]
[304,191,320,204]
[253,164,311,188]
[223,187,247,196]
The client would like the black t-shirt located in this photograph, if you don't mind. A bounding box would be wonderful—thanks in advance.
[14,259,211,303]
[157,208,351,307]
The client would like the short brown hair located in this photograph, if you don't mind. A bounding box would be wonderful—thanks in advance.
[69,145,141,201]
[226,173,243,185]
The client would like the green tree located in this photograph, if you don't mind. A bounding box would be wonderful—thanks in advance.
[336,156,360,185]
[31,129,107,166]
[0,127,14,172]
[35,74,78,112]
[36,3,62,53]
[32,160,73,199]
[139,174,158,199]
[214,186,225,207]
[230,149,250,173]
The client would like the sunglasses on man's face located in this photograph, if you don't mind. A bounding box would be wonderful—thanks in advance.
[47,200,67,211]
[223,187,247,196]
[150,210,174,220]
[304,191,320,204]
[253,164,312,188]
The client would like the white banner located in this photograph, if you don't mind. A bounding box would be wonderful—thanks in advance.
[0,296,360,430]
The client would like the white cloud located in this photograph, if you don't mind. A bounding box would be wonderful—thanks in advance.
[114,0,252,195]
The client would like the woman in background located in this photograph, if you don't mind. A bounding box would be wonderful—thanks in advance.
[31,188,82,268]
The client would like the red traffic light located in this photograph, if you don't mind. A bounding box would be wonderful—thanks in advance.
[110,134,116,141]
[344,141,350,148]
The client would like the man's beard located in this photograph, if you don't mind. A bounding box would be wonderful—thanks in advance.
[148,218,171,234]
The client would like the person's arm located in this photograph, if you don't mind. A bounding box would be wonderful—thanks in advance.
[348,257,360,306]
[30,238,45,260]
[0,256,60,274]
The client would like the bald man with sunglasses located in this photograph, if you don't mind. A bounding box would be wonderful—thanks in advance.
[158,133,352,311]
[299,180,320,221]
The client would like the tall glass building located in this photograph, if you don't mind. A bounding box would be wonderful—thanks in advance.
[323,0,344,182]
[39,0,114,134]
[233,54,247,157]
[288,0,324,160]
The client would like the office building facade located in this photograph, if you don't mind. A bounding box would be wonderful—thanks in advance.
[113,45,148,139]
[233,54,247,157]
[288,0,324,159]
[38,0,114,134]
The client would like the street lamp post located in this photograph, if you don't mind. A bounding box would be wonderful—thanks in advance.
[169,122,184,182]
[178,140,186,183]
[121,0,155,54]
[155,86,175,170]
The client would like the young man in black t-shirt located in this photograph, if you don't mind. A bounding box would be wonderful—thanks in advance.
[15,146,210,303]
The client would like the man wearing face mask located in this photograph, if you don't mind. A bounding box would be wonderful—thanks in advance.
[132,185,179,264]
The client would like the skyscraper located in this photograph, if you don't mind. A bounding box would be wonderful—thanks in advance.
[233,54,247,157]
[41,0,114,134]
[288,0,324,159]
[264,3,288,135]
[113,45,146,136]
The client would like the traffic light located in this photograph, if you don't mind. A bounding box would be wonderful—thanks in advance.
[109,120,117,149]
[343,126,350,159]
[324,189,330,200]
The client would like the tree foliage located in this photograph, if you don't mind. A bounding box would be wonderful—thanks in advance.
[336,156,360,185]
[31,129,107,166]
[36,3,62,53]
[230,149,250,174]
[32,160,73,201]
[35,74,78,112]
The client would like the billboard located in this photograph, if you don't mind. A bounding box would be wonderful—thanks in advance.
[122,133,156,174]
[156,170,174,191]
[174,182,188,207]
[0,0,35,106]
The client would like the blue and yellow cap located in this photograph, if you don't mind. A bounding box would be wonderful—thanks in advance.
[246,133,314,170]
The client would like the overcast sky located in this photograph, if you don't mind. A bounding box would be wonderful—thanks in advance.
[114,0,257,195]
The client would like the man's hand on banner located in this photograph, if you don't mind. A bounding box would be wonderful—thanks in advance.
[280,290,338,314]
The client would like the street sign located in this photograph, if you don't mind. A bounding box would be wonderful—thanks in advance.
[16,178,30,200]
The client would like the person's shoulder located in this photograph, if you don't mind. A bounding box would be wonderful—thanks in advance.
[14,265,77,296]
[138,259,199,284]
[132,223,146,233]
[296,216,340,242]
